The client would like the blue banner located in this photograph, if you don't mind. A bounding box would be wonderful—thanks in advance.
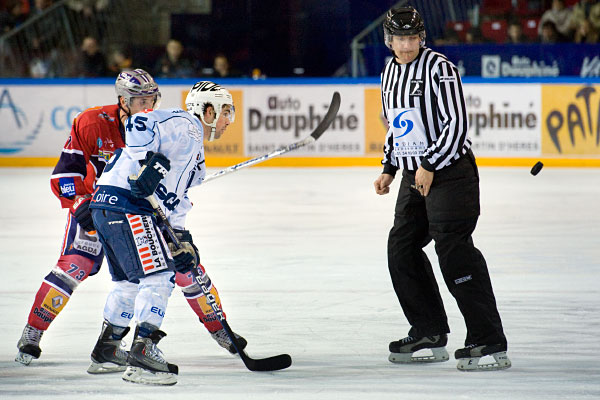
[363,43,600,78]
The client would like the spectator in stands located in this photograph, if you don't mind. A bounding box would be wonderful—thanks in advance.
[1,0,29,33]
[154,39,196,78]
[434,27,461,45]
[67,0,110,19]
[540,20,567,43]
[28,37,65,78]
[539,0,573,40]
[569,0,600,33]
[506,19,529,43]
[66,0,110,39]
[211,53,242,78]
[107,47,133,74]
[464,26,485,44]
[78,36,108,77]
[574,18,599,42]
[30,0,52,16]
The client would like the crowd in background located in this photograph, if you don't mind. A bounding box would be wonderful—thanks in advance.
[2,0,600,78]
[436,0,600,45]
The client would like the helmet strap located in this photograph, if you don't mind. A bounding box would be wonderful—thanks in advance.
[118,97,132,117]
[194,112,217,141]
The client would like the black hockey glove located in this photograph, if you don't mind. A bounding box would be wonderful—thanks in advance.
[167,229,199,273]
[128,151,171,199]
[70,195,95,232]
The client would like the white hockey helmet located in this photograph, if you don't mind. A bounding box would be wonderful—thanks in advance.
[115,68,161,110]
[185,81,235,141]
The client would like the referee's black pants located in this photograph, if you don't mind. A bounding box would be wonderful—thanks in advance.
[387,151,507,347]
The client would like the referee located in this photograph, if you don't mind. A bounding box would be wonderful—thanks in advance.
[373,6,510,371]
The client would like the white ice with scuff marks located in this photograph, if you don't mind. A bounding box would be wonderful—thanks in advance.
[0,167,599,400]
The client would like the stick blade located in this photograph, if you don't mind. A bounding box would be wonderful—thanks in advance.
[243,353,292,372]
[310,91,341,141]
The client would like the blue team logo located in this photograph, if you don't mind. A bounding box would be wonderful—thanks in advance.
[58,177,76,197]
[393,110,414,138]
[97,138,103,148]
[0,89,44,154]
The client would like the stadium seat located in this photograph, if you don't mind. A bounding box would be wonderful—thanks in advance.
[446,21,472,42]
[481,20,508,43]
[521,17,540,41]
[480,0,513,17]
[515,0,545,17]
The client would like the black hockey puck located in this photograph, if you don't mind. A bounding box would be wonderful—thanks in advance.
[530,161,544,176]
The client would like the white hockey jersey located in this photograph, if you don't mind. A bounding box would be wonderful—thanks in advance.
[90,108,206,229]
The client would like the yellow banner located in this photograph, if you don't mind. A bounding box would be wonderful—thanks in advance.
[180,89,245,163]
[542,85,600,156]
[364,88,388,157]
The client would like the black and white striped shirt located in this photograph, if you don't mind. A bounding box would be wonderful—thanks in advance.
[380,47,471,173]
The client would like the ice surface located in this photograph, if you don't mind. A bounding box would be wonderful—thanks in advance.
[1,167,599,399]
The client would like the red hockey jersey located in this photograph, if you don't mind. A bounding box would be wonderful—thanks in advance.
[51,104,124,208]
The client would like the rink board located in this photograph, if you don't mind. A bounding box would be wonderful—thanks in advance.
[1,77,599,167]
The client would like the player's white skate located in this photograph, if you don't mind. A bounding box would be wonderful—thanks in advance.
[455,343,511,371]
[388,334,449,363]
[211,328,247,354]
[15,324,44,366]
[122,329,178,386]
[87,321,130,374]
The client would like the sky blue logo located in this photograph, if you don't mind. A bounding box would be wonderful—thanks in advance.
[0,89,43,154]
[393,110,414,139]
[97,138,103,148]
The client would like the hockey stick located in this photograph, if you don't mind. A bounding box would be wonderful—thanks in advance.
[203,91,341,183]
[145,194,292,372]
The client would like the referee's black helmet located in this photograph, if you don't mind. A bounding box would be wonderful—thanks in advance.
[383,6,426,48]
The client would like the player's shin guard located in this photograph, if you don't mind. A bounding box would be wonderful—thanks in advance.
[103,281,137,328]
[176,265,247,354]
[176,266,225,332]
[25,255,95,331]
[135,271,175,329]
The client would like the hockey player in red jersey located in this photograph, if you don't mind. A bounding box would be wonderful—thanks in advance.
[16,69,246,369]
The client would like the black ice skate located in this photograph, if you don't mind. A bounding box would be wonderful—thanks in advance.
[122,329,178,386]
[389,334,449,363]
[87,321,130,374]
[211,328,248,354]
[455,343,511,371]
[15,324,44,365]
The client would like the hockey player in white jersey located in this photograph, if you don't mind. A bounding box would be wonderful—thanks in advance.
[89,81,235,385]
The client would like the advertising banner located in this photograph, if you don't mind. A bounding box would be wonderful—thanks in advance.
[243,85,363,157]
[1,80,598,167]
[362,84,542,159]
[465,84,541,157]
[541,84,600,156]
[364,87,387,157]
[0,85,115,156]
[361,43,600,78]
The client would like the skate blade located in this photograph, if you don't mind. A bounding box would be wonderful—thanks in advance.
[87,361,127,374]
[457,352,512,371]
[122,366,177,386]
[389,347,449,364]
[15,352,34,366]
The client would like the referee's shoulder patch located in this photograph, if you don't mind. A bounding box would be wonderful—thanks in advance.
[437,60,458,83]
[439,75,457,83]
